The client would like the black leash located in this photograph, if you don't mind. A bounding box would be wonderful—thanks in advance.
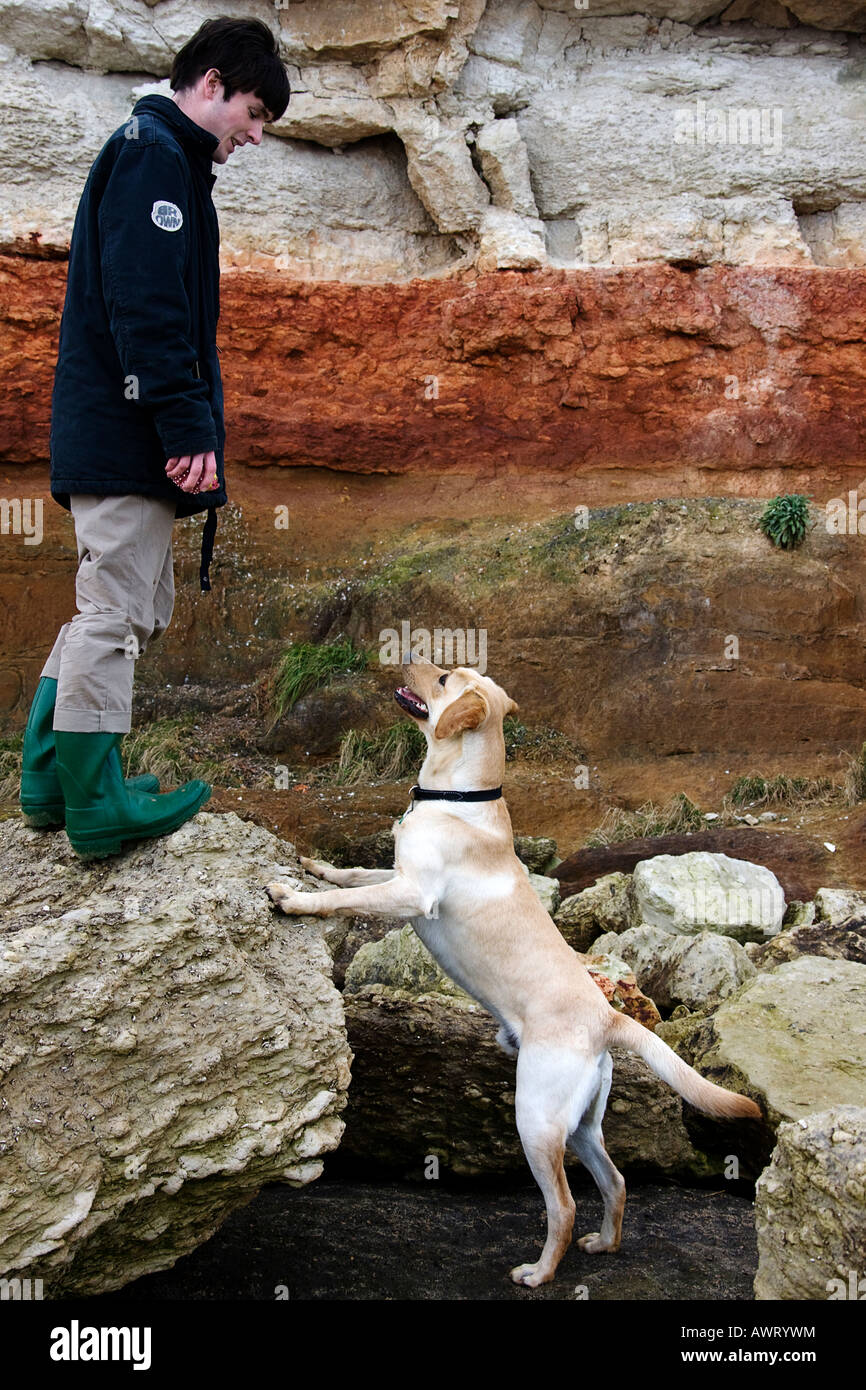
[199,508,218,592]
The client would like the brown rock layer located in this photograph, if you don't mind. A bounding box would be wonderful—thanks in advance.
[2,252,865,473]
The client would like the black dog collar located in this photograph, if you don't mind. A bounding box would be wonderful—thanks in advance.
[410,785,503,802]
[397,784,503,824]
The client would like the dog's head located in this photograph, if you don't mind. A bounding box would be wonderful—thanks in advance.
[395,657,518,742]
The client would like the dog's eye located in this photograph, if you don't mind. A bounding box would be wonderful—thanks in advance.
[438,673,448,685]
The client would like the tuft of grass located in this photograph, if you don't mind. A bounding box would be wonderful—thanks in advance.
[729,772,836,808]
[758,494,811,549]
[271,640,369,720]
[503,716,582,763]
[583,792,706,848]
[123,717,226,786]
[321,720,427,786]
[0,734,23,801]
[842,742,866,805]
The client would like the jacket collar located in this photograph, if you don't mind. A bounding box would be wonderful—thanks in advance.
[132,94,220,179]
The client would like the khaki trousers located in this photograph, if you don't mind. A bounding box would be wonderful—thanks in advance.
[42,494,176,733]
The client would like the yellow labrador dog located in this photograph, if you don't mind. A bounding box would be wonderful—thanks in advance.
[267,656,761,1287]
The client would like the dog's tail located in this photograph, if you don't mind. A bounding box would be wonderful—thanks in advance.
[604,1008,762,1121]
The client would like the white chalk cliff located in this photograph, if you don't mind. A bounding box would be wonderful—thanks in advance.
[0,0,863,279]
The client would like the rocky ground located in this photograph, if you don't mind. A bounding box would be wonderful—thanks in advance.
[3,803,864,1300]
[92,1175,758,1303]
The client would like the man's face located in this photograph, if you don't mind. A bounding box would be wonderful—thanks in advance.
[207,87,272,164]
[179,71,273,164]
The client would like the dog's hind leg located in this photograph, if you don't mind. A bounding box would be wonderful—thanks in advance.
[567,1051,626,1254]
[510,1044,599,1288]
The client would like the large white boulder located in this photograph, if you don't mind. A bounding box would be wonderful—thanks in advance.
[632,851,785,942]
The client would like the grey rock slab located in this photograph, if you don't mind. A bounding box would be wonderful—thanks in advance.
[0,813,352,1296]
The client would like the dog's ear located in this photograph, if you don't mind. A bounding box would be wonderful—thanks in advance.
[505,697,519,716]
[434,688,488,740]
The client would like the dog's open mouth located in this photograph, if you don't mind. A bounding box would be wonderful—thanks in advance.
[394,685,429,719]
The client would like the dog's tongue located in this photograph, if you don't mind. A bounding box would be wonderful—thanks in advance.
[395,685,429,717]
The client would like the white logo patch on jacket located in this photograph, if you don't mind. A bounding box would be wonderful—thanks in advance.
[151,200,183,232]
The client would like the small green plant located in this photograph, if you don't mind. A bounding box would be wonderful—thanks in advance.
[759,494,811,549]
[322,720,427,785]
[583,792,706,847]
[271,640,369,719]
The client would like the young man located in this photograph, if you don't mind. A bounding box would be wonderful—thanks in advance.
[20,18,291,857]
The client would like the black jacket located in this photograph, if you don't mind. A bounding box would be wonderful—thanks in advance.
[50,95,227,583]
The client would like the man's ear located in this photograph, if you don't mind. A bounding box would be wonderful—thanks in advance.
[434,688,488,740]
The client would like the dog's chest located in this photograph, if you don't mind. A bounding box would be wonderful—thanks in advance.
[410,912,485,1005]
[391,803,506,876]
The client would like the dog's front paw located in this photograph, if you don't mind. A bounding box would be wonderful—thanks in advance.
[266,880,307,914]
[510,1261,551,1288]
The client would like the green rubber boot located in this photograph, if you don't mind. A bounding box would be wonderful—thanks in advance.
[55,730,211,859]
[20,677,161,827]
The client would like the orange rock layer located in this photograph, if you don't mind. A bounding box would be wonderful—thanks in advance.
[1,251,865,475]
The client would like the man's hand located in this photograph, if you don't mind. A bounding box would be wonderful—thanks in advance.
[165,451,218,493]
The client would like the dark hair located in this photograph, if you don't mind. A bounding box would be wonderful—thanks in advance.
[170,18,291,122]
